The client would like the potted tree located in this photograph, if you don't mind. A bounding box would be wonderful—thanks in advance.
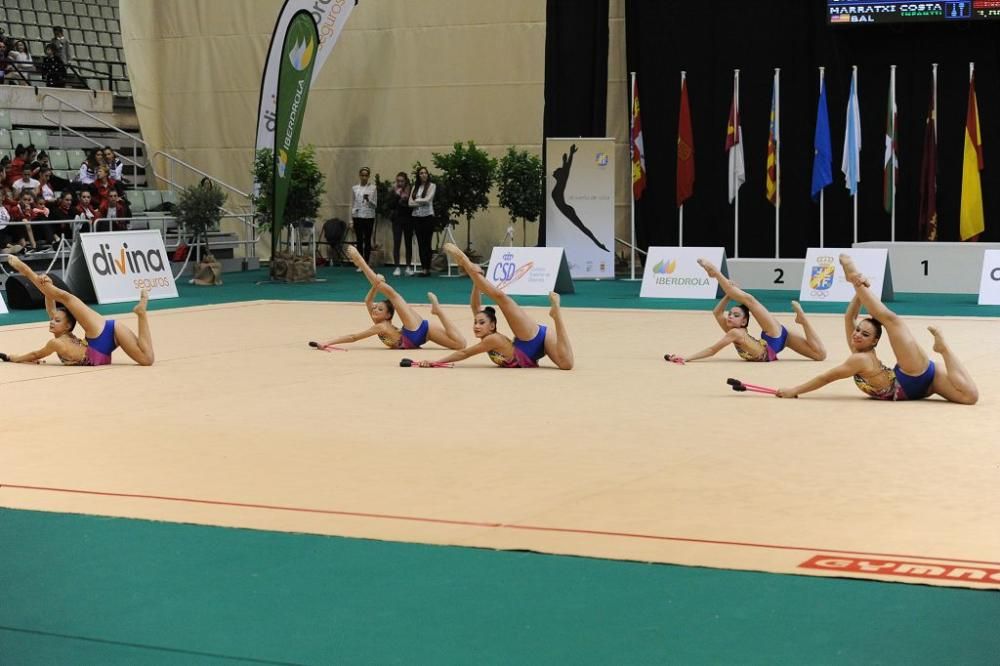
[431,141,496,255]
[496,146,543,246]
[251,145,326,281]
[174,179,227,285]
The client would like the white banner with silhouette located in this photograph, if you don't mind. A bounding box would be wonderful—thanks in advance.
[545,137,615,279]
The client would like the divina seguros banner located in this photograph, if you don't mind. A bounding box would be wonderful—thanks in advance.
[271,11,320,262]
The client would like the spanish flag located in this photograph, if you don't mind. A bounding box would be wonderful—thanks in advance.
[960,69,984,241]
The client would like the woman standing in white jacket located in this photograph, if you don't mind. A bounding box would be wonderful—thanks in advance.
[350,167,377,265]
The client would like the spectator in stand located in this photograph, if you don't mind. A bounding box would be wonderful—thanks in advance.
[390,171,414,276]
[350,167,377,266]
[409,166,437,277]
[76,149,103,186]
[7,145,27,186]
[91,165,120,206]
[37,168,57,204]
[0,43,8,85]
[0,161,6,187]
[6,40,33,85]
[1,185,15,211]
[40,44,67,89]
[103,147,125,181]
[23,146,38,174]
[74,190,97,232]
[6,190,44,252]
[51,27,73,64]
[12,170,40,198]
[97,189,130,231]
[49,191,75,242]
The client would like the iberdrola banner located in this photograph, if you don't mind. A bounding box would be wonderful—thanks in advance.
[256,0,360,152]
[272,10,319,259]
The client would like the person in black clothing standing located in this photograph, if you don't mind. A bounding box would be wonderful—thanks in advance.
[390,171,414,276]
[409,166,436,277]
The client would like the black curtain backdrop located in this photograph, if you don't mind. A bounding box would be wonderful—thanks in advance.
[625,1,1000,258]
[540,0,609,245]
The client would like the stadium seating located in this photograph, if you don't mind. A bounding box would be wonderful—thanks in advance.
[0,0,129,96]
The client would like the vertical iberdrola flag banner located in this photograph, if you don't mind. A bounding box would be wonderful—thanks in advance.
[255,0,359,152]
[272,11,319,261]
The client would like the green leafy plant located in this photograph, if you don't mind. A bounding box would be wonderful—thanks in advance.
[496,147,543,245]
[250,144,327,234]
[174,180,227,258]
[431,141,496,250]
[374,173,395,222]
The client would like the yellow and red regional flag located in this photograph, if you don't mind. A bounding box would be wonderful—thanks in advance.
[960,67,985,241]
[631,75,647,200]
[766,71,779,206]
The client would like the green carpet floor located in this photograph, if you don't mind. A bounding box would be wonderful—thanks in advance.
[2,268,998,664]
[2,266,998,326]
[1,509,998,665]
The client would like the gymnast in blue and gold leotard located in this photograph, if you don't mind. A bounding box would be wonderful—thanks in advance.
[663,259,827,364]
[312,245,466,352]
[2,256,155,366]
[774,255,978,404]
[416,244,574,370]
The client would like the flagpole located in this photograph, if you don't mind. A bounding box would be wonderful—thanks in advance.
[630,71,637,280]
[734,68,740,259]
[774,67,781,259]
[932,63,938,139]
[819,66,825,249]
[852,65,859,246]
[679,70,685,248]
[890,64,897,242]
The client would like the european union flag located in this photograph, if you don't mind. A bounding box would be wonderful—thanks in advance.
[812,80,833,201]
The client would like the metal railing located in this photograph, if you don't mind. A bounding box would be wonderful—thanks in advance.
[39,92,145,186]
[148,150,253,219]
[0,213,261,277]
[36,92,260,255]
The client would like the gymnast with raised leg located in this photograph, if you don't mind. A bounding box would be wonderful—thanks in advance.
[774,254,978,403]
[310,245,465,351]
[2,255,155,366]
[414,243,574,369]
[664,259,827,364]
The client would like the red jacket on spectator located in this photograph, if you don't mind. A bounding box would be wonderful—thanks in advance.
[92,177,119,206]
[6,199,48,222]
[6,157,25,186]
[75,201,97,221]
[97,198,131,230]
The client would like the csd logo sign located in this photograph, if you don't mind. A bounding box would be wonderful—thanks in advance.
[493,253,517,282]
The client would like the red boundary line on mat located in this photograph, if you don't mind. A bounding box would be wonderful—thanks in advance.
[3,483,999,567]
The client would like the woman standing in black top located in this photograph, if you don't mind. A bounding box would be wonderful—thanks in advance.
[390,171,414,276]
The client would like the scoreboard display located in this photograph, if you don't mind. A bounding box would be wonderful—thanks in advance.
[828,0,1000,24]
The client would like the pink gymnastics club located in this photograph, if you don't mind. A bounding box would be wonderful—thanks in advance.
[309,341,348,352]
[400,358,454,368]
[727,377,778,395]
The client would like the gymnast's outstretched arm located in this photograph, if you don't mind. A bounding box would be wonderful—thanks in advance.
[667,330,742,364]
[318,325,382,348]
[422,335,500,366]
[2,340,58,363]
[776,354,868,398]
